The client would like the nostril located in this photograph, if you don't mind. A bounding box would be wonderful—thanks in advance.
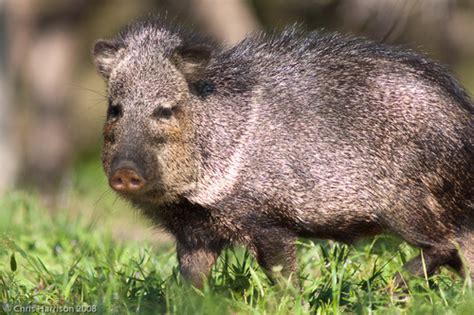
[130,177,142,186]
[112,176,123,184]
[110,175,124,188]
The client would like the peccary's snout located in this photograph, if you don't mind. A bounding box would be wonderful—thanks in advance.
[109,160,146,193]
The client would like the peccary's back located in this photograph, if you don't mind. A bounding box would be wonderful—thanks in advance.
[202,29,473,241]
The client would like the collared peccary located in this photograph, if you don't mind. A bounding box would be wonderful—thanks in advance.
[92,17,473,288]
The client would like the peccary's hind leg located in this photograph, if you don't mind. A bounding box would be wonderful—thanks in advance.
[394,246,462,286]
[252,229,297,285]
[459,232,474,282]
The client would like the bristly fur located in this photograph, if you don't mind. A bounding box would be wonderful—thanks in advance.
[93,16,474,288]
[116,15,222,58]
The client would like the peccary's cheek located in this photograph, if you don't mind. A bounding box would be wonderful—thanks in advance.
[167,125,183,141]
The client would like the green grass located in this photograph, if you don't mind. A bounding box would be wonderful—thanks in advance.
[0,157,473,314]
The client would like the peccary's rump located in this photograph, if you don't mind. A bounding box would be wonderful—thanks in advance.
[93,17,474,287]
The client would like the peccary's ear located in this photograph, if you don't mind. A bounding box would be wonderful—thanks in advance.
[92,39,123,79]
[172,44,212,81]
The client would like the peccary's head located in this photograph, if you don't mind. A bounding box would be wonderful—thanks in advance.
[92,20,215,204]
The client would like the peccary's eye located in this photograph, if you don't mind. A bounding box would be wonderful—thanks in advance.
[107,102,122,120]
[153,107,173,120]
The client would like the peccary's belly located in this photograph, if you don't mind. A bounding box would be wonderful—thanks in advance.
[219,169,387,242]
[296,218,384,243]
[271,188,385,243]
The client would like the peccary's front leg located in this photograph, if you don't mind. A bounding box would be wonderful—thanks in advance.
[176,240,224,288]
[253,231,298,284]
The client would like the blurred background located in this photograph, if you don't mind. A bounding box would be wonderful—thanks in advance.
[0,0,473,241]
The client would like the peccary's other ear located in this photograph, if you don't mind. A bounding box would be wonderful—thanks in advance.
[92,39,123,79]
[172,45,212,81]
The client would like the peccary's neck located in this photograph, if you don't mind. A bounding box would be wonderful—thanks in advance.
[188,78,259,207]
